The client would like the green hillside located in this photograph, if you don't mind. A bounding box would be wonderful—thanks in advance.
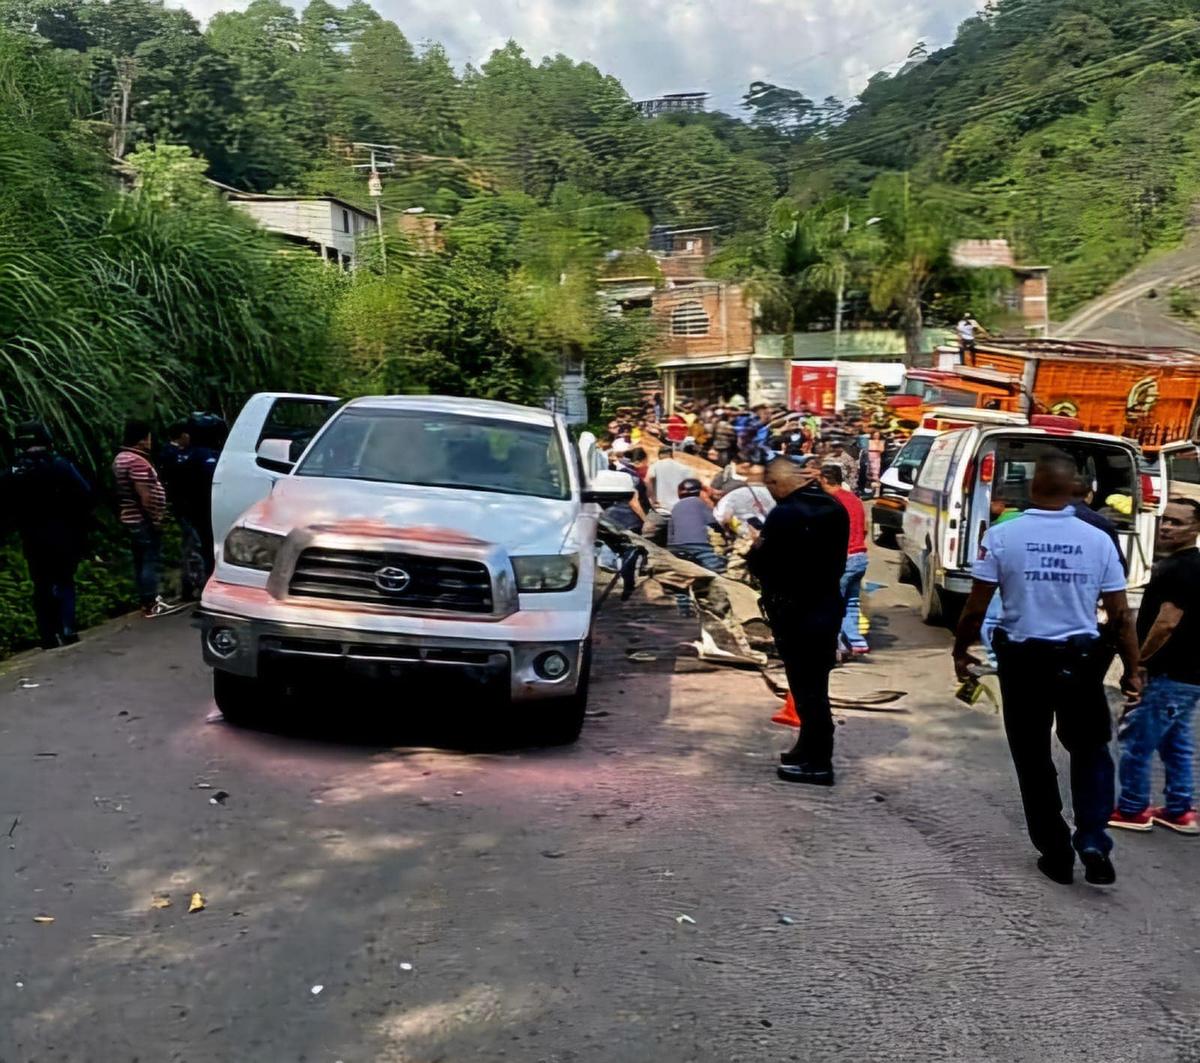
[787,0,1200,317]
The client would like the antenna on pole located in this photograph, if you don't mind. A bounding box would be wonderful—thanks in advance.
[352,141,398,270]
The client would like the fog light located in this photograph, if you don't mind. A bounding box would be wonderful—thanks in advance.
[208,627,240,658]
[535,651,570,680]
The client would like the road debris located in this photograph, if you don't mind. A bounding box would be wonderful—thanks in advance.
[311,984,324,995]
[399,962,414,972]
[205,709,224,724]
[209,791,229,806]
[540,849,565,859]
[188,892,206,913]
[195,782,213,790]
[7,817,17,838]
[453,791,464,797]
[626,651,659,663]
[17,678,40,689]
[675,914,696,925]
[777,915,795,926]
[32,915,54,924]
[151,896,172,910]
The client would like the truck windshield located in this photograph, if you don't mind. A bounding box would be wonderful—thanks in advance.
[295,408,571,501]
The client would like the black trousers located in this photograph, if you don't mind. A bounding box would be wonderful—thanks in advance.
[26,549,79,649]
[766,599,841,768]
[994,632,1115,858]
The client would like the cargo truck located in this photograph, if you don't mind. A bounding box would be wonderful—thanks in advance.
[890,339,1200,451]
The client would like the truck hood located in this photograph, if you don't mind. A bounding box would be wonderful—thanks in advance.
[241,476,579,555]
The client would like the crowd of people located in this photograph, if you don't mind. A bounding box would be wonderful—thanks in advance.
[601,392,900,491]
[598,391,908,660]
[0,415,223,649]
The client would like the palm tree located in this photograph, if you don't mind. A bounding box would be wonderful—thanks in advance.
[796,199,873,346]
[859,173,959,357]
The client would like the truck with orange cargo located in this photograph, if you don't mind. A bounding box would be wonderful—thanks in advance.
[888,339,1200,451]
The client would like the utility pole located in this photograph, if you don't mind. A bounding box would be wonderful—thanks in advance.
[110,56,137,158]
[352,142,397,270]
[834,204,850,349]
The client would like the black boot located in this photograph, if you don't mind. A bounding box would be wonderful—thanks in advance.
[776,763,834,786]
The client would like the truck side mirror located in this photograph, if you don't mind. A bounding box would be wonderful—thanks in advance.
[582,469,636,506]
[256,438,295,473]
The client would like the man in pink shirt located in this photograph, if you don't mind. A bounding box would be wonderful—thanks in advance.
[821,465,869,655]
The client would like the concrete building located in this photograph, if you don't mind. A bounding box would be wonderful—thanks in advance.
[634,92,709,118]
[221,188,377,269]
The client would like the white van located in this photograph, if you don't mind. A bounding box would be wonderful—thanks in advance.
[899,420,1197,624]
[873,410,1027,546]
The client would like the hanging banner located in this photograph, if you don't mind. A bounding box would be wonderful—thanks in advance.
[789,364,839,414]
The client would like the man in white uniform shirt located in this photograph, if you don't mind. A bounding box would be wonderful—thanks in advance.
[712,464,775,535]
[953,453,1141,887]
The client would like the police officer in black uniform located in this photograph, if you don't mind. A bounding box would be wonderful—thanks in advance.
[748,455,850,786]
[0,422,94,648]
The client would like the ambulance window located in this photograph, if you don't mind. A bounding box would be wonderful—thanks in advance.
[915,433,961,493]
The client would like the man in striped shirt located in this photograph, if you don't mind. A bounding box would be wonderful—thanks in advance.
[113,420,186,618]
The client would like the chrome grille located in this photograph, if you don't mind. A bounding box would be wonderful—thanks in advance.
[288,548,493,613]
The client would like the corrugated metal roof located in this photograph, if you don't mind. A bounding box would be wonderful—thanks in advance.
[940,338,1200,365]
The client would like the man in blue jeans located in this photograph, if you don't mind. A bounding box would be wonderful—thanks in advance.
[1111,497,1200,835]
[667,478,725,615]
[820,465,868,656]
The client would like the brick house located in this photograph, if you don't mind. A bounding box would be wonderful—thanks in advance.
[596,225,760,408]
[951,239,1050,336]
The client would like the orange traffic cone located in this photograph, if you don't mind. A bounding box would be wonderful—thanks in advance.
[771,692,801,728]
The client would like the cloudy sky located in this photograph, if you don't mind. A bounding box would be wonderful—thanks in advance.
[175,0,987,113]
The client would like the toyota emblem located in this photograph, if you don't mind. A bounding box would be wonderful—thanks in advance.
[374,566,412,594]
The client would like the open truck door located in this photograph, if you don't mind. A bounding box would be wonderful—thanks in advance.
[1161,440,1200,550]
[1160,440,1200,508]
[211,393,340,548]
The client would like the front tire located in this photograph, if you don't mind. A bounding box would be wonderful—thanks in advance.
[919,556,945,626]
[212,669,271,728]
[529,640,591,746]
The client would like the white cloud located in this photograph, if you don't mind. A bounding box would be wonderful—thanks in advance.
[173,0,986,113]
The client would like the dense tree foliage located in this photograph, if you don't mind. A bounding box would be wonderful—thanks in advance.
[4,0,1200,456]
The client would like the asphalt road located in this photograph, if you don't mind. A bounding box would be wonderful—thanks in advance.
[3,547,1200,1063]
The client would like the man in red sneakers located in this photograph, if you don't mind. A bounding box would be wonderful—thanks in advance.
[1111,498,1200,836]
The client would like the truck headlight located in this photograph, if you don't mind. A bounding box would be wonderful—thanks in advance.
[512,553,578,592]
[224,528,284,571]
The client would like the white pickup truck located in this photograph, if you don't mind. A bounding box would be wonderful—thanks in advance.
[198,392,633,744]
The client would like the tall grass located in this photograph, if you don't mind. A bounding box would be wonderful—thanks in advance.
[0,29,337,471]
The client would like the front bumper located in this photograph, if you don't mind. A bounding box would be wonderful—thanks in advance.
[197,610,586,701]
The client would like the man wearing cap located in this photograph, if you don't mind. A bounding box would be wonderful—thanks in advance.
[749,455,850,786]
[667,479,725,574]
[827,438,859,493]
[0,422,94,648]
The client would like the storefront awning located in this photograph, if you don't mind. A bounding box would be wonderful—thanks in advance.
[656,356,751,370]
